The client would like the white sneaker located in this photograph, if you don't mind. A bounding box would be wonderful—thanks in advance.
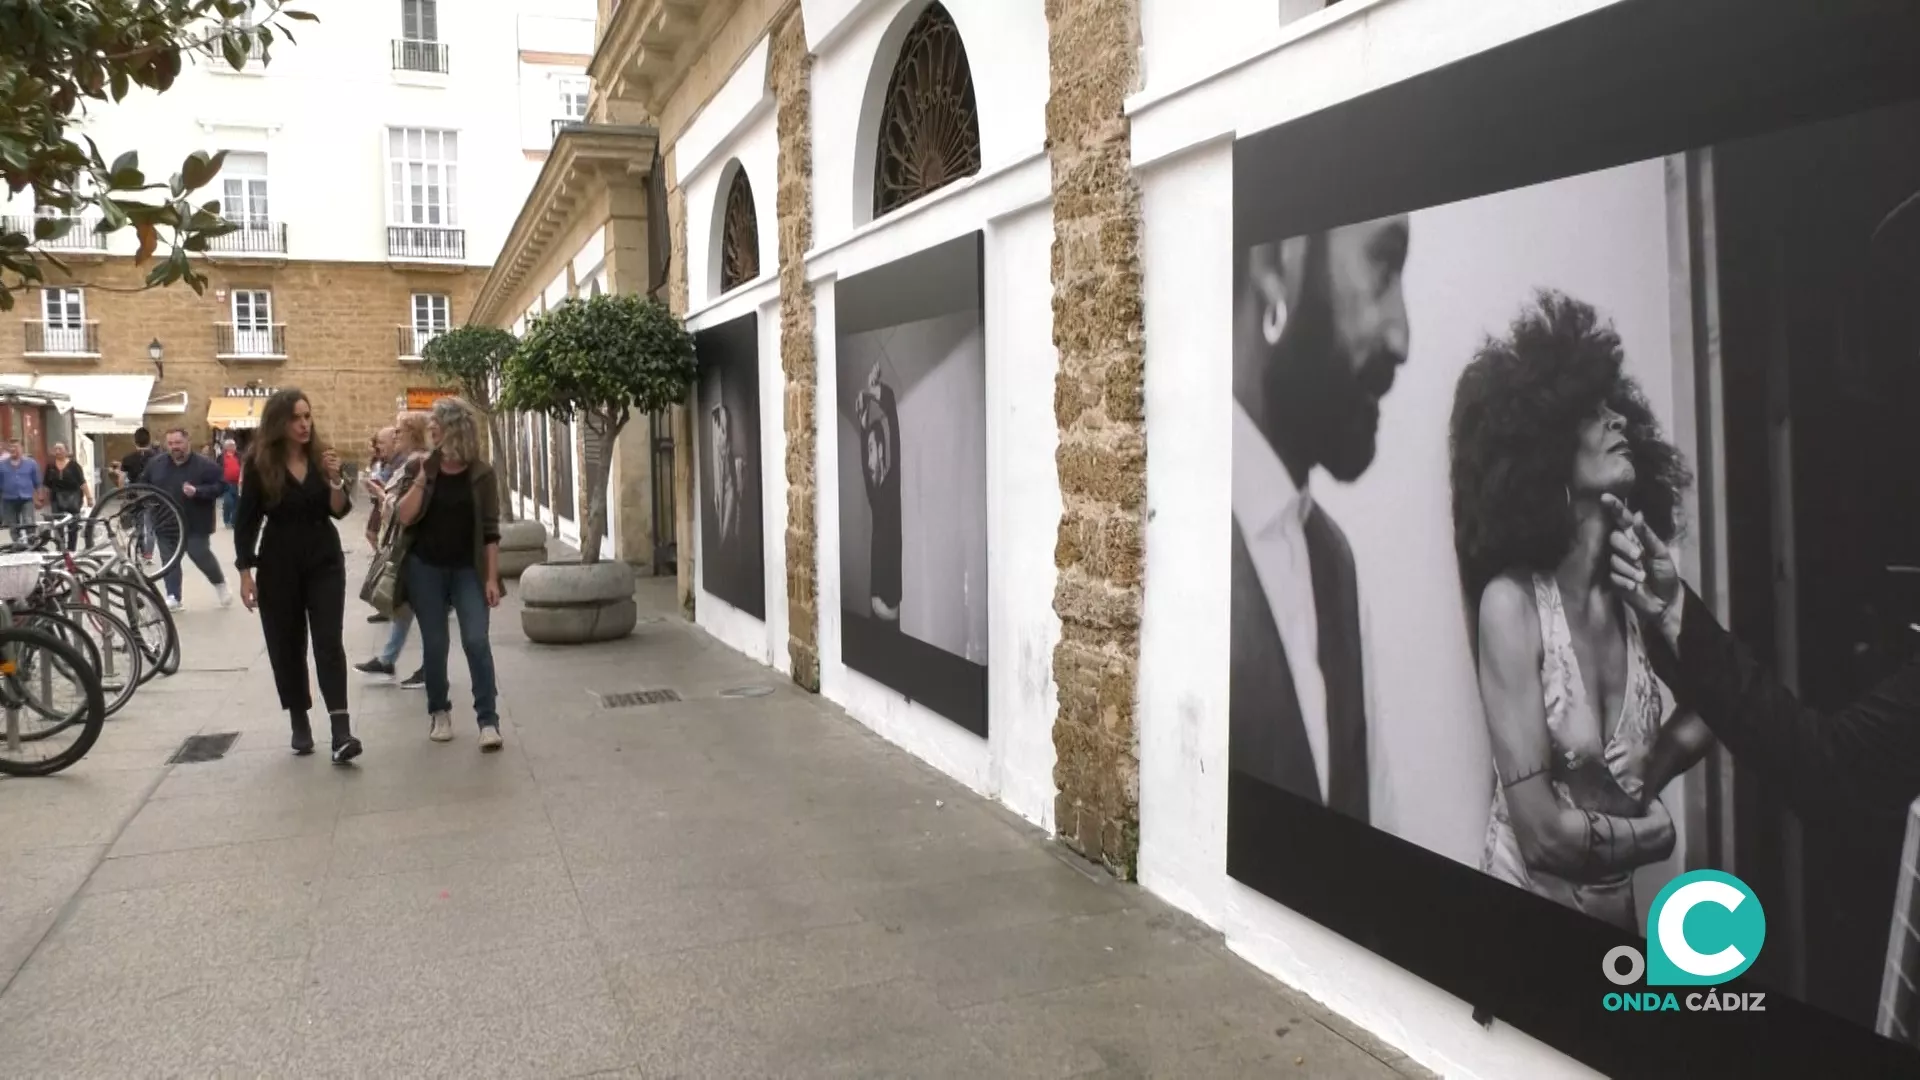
[166,596,183,612]
[428,711,453,742]
[215,583,233,608]
[478,726,503,752]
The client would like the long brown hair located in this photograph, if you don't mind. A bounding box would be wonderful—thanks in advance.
[247,387,328,504]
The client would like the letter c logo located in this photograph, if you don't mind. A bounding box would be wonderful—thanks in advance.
[1646,870,1766,987]
[1657,879,1747,978]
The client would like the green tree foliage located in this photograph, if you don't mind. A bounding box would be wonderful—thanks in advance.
[421,323,520,521]
[0,0,316,309]
[500,294,696,563]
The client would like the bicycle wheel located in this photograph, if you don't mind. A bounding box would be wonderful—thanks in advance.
[0,624,108,777]
[86,485,185,584]
[52,602,142,718]
[89,574,176,684]
[11,610,104,696]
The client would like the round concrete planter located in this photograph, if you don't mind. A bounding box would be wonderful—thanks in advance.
[497,520,548,579]
[518,559,636,644]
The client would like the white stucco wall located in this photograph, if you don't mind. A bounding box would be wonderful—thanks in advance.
[1130,2,1650,1078]
[799,0,1059,831]
[3,0,591,270]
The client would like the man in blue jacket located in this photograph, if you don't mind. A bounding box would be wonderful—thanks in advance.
[142,429,230,610]
[0,439,41,540]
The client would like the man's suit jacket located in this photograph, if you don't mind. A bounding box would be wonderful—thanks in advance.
[1230,509,1370,822]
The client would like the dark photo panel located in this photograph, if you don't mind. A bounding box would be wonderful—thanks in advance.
[695,312,766,620]
[1227,0,1920,1075]
[834,230,989,737]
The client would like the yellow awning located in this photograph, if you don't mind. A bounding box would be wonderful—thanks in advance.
[207,397,263,430]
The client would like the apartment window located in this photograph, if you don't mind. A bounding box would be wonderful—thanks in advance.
[402,0,438,42]
[388,128,459,227]
[229,289,278,355]
[36,287,91,354]
[41,287,84,329]
[406,292,450,356]
[221,152,270,228]
[393,0,448,73]
[557,77,589,122]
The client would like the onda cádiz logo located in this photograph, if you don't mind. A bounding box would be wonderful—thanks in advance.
[1601,870,1769,1014]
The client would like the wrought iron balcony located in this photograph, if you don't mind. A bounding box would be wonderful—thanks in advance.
[23,321,100,357]
[388,226,465,261]
[3,213,106,251]
[398,325,445,360]
[215,323,287,359]
[206,221,288,255]
[392,38,449,74]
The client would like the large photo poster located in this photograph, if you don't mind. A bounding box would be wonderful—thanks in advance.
[834,231,989,736]
[695,312,766,619]
[1225,0,1920,1074]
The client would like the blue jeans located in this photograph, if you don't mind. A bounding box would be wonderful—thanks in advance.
[379,609,415,666]
[221,488,238,528]
[404,556,497,727]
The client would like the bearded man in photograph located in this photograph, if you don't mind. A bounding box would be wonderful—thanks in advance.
[855,360,903,628]
[1230,215,1410,823]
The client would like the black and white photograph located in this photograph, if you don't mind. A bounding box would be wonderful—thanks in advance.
[696,311,766,620]
[1226,1,1920,1073]
[835,231,988,736]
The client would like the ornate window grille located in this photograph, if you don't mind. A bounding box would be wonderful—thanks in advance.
[719,168,760,292]
[872,3,981,219]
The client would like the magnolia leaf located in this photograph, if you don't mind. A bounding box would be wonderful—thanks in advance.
[133,222,159,264]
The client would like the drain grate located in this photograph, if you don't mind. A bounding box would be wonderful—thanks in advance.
[597,689,681,710]
[719,685,775,699]
[168,732,239,764]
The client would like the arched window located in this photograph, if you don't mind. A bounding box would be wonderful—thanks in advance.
[719,167,760,292]
[872,2,981,219]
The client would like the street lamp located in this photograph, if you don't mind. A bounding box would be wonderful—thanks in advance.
[147,338,164,380]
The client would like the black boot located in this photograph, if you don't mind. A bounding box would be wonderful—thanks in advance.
[329,710,363,765]
[289,711,315,756]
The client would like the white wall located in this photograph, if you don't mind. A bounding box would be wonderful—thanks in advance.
[4,0,591,269]
[799,0,1059,830]
[1131,2,1646,1078]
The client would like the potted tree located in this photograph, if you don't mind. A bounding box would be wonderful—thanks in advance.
[499,293,696,644]
[419,324,548,577]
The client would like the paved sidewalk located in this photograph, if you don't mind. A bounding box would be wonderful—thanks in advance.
[0,517,1425,1078]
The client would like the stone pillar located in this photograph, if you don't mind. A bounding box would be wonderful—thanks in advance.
[665,146,697,616]
[604,180,658,570]
[771,7,820,692]
[1046,0,1148,878]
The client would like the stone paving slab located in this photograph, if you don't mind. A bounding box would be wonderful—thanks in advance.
[0,518,1427,1078]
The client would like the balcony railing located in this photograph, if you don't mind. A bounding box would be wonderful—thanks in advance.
[23,321,100,357]
[392,38,449,74]
[3,214,106,251]
[398,325,445,359]
[388,226,465,261]
[207,222,288,255]
[215,323,287,359]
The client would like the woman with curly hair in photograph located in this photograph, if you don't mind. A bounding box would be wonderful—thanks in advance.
[1449,290,1713,931]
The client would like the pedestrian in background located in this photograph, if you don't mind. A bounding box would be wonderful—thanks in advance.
[42,442,88,549]
[233,388,362,763]
[220,438,242,529]
[356,412,428,688]
[391,396,504,749]
[0,439,40,539]
[142,429,231,610]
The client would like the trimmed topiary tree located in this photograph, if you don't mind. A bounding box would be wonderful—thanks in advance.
[500,293,695,564]
[419,324,519,522]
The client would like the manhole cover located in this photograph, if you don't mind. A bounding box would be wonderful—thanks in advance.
[719,686,775,698]
[596,689,681,709]
[168,732,239,764]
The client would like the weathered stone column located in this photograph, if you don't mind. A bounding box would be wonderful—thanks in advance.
[1046,0,1148,877]
[603,176,658,570]
[664,147,697,616]
[771,7,820,692]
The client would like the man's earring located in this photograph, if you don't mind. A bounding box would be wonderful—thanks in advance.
[1262,299,1288,345]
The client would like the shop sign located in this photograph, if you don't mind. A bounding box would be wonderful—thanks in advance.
[406,387,456,410]
[222,386,278,398]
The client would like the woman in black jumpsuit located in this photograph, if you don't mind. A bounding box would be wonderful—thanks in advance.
[232,388,363,763]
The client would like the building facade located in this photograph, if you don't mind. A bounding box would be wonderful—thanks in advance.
[0,0,595,477]
[484,0,1920,1075]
